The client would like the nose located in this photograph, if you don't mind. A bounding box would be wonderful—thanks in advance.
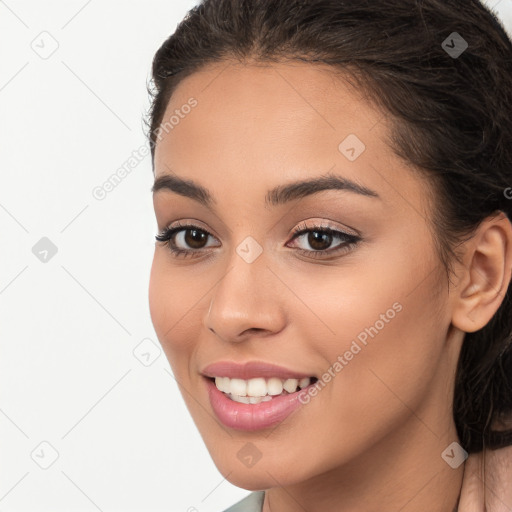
[205,245,287,343]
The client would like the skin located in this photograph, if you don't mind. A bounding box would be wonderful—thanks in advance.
[148,60,512,512]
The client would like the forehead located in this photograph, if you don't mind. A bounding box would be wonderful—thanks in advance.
[153,60,430,220]
[155,60,378,167]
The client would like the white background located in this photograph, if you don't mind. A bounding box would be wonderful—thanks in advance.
[1,1,511,511]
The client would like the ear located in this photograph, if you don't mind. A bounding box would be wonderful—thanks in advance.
[451,212,512,333]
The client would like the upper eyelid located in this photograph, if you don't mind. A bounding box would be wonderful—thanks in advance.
[161,220,217,237]
[161,222,357,245]
[161,217,358,235]
[288,226,360,248]
[291,220,358,236]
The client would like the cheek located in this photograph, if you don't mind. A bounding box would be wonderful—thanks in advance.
[148,252,204,368]
[311,253,449,434]
[294,234,446,386]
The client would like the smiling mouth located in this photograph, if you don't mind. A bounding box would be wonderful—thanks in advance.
[207,376,318,404]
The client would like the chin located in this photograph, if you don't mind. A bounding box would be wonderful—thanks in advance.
[217,463,290,491]
[206,444,316,490]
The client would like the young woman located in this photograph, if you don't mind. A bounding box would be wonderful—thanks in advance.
[146,1,512,510]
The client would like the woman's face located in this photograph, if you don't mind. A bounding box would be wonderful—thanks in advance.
[149,61,463,489]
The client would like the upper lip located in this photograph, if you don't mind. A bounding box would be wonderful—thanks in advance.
[201,361,315,380]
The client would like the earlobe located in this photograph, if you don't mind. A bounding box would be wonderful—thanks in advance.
[451,212,512,333]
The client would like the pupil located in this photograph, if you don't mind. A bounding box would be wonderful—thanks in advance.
[309,231,331,250]
[185,229,207,248]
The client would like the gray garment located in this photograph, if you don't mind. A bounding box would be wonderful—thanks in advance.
[222,491,265,512]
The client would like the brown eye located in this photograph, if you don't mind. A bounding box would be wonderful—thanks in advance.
[287,223,361,259]
[290,228,355,252]
[307,231,334,251]
[155,223,220,257]
[182,228,209,249]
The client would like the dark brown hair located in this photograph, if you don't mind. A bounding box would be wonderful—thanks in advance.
[146,0,512,453]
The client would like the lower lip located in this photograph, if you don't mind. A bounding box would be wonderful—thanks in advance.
[205,377,313,431]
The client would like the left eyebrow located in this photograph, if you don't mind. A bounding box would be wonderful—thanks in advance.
[265,173,380,206]
[151,171,380,209]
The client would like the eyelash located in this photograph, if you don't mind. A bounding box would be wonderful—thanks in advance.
[154,220,361,260]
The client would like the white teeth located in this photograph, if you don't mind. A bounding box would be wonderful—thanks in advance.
[299,377,310,389]
[247,378,267,397]
[246,395,273,404]
[229,378,247,396]
[249,395,272,404]
[213,375,313,401]
[230,394,250,404]
[267,377,284,396]
[283,378,299,393]
[215,377,230,393]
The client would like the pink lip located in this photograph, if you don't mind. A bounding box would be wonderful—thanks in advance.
[205,377,313,431]
[201,360,315,380]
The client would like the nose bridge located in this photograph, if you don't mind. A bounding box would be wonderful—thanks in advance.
[213,234,269,313]
[206,234,285,340]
